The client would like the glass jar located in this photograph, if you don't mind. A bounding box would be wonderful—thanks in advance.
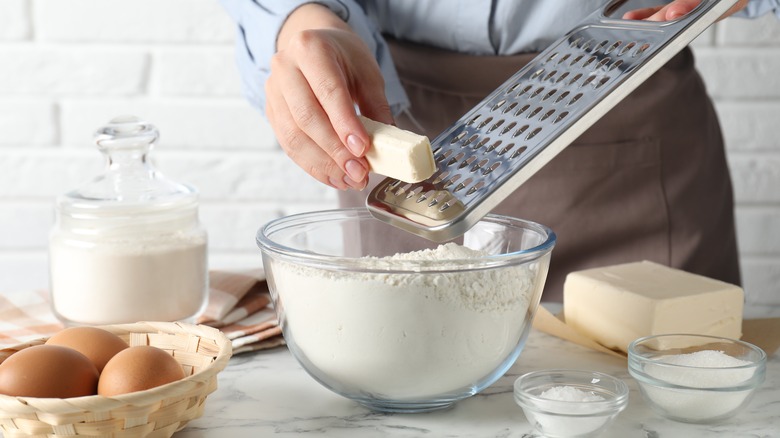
[49,116,208,326]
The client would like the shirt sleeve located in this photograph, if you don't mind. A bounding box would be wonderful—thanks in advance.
[734,0,780,19]
[219,0,410,117]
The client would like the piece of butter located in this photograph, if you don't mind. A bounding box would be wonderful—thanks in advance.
[359,116,435,183]
[563,261,744,353]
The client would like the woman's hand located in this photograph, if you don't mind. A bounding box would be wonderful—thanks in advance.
[623,0,749,21]
[266,4,393,190]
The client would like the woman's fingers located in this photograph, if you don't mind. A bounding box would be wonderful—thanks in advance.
[266,75,354,190]
[622,6,664,20]
[273,54,369,188]
[624,0,747,22]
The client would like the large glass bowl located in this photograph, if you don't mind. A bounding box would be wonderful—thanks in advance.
[256,208,555,413]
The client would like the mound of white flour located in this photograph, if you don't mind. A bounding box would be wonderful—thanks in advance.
[272,243,539,400]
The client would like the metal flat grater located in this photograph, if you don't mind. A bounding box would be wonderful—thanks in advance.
[367,0,738,242]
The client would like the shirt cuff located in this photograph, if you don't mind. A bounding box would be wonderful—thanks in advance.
[220,0,409,117]
[734,0,780,19]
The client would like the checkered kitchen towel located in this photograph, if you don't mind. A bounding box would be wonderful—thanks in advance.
[0,270,284,355]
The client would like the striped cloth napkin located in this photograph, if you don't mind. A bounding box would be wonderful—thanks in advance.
[0,270,284,355]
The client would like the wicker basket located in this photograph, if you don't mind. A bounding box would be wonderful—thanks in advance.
[0,321,232,438]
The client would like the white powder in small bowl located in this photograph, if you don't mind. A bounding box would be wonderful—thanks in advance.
[524,386,615,438]
[640,350,757,421]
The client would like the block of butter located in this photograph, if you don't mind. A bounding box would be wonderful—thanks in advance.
[563,261,744,353]
[359,116,436,183]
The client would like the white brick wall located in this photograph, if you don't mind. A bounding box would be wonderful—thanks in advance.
[0,0,778,318]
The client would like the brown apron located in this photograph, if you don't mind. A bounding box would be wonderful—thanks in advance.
[340,37,740,302]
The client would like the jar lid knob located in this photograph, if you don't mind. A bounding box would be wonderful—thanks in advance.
[95,115,159,153]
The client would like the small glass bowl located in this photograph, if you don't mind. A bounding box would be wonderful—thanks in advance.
[628,334,767,424]
[514,370,629,438]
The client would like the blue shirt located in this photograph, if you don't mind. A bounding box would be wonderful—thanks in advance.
[220,0,780,116]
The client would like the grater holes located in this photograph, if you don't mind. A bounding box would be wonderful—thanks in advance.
[386,179,402,189]
[512,124,529,138]
[530,68,545,80]
[544,70,558,82]
[609,59,624,72]
[633,43,651,57]
[448,152,466,166]
[555,72,570,84]
[501,121,517,135]
[487,119,505,133]
[467,115,481,126]
[454,177,473,193]
[485,140,502,153]
[554,111,569,124]
[393,183,412,196]
[432,146,441,155]
[510,145,529,159]
[515,104,531,116]
[436,149,453,162]
[526,127,542,141]
[545,52,559,64]
[483,162,501,176]
[431,170,450,185]
[557,53,571,65]
[582,55,597,69]
[593,40,609,53]
[540,109,556,122]
[505,83,521,95]
[473,137,491,150]
[569,73,583,86]
[570,55,584,66]
[503,102,519,114]
[466,181,485,196]
[498,143,516,156]
[527,107,543,119]
[568,93,583,106]
[542,89,558,101]
[581,38,594,52]
[606,41,621,54]
[620,42,636,56]
[581,74,596,88]
[595,76,610,89]
[570,36,583,48]
[530,87,545,99]
[450,131,466,145]
[555,90,571,103]
[596,57,610,69]
[463,134,479,147]
[517,85,533,97]
[471,158,489,173]
[491,99,507,112]
[478,116,494,129]
[459,156,477,170]
[405,186,422,199]
[416,189,433,203]
[442,174,460,189]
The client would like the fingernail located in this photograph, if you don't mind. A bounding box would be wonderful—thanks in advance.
[346,134,365,156]
[328,177,346,191]
[343,175,366,191]
[345,159,366,182]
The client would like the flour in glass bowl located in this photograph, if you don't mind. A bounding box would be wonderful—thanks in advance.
[271,243,539,400]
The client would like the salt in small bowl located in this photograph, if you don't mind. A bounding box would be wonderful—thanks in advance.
[628,334,766,424]
[514,369,629,438]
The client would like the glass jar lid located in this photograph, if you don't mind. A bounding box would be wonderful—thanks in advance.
[58,115,198,219]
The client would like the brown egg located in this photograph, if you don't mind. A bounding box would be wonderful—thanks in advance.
[0,345,99,398]
[46,327,129,372]
[98,346,185,396]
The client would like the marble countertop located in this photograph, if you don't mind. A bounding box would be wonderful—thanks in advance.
[178,329,779,437]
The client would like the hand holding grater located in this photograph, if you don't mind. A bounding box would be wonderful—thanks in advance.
[366,0,739,242]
